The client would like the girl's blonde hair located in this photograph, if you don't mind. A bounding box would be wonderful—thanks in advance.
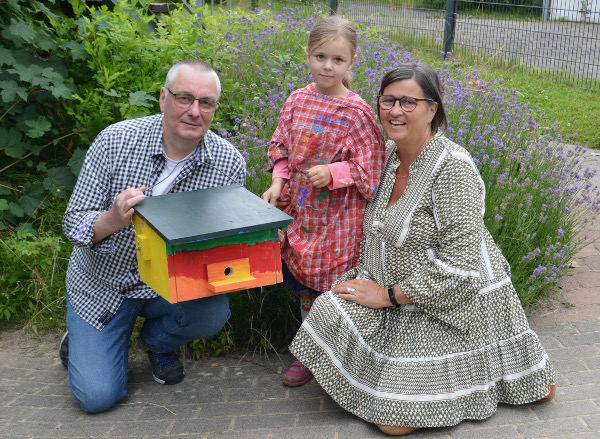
[306,16,358,90]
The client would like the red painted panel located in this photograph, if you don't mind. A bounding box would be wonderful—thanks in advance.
[165,241,282,302]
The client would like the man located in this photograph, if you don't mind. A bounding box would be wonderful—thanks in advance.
[61,60,246,413]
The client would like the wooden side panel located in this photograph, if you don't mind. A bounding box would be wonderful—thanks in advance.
[132,214,171,302]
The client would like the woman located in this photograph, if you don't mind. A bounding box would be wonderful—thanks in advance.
[288,62,556,436]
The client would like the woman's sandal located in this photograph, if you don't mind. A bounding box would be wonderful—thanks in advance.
[376,425,419,436]
[537,385,556,403]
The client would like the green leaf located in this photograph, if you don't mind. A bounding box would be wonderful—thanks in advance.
[64,40,85,60]
[19,183,48,216]
[0,46,16,67]
[0,199,9,211]
[8,20,37,44]
[49,82,74,100]
[0,127,26,158]
[9,202,25,217]
[8,64,44,85]
[15,222,37,236]
[128,90,157,108]
[24,116,52,138]
[43,166,77,198]
[68,148,87,176]
[37,38,57,53]
[0,79,28,102]
[67,0,87,16]
[104,89,120,98]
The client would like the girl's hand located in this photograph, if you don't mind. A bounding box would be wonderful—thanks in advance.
[261,178,287,207]
[307,164,332,188]
[332,279,411,309]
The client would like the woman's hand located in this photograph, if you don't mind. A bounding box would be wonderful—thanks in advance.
[332,280,390,309]
[333,280,412,309]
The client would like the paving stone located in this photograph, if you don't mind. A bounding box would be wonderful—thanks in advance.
[138,403,200,420]
[232,413,298,430]
[538,336,565,350]
[268,426,339,439]
[297,408,359,426]
[449,425,520,439]
[555,384,600,402]
[518,418,589,438]
[557,332,600,347]
[554,358,592,373]
[207,430,270,439]
[546,345,600,361]
[197,401,258,418]
[531,399,600,419]
[261,397,322,414]
[564,369,600,386]
[574,319,600,333]
[169,417,233,435]
[564,433,600,439]
[226,386,288,402]
[582,412,600,430]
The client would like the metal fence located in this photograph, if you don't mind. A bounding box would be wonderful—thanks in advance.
[281,0,600,89]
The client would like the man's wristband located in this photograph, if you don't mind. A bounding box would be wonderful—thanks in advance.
[388,284,400,308]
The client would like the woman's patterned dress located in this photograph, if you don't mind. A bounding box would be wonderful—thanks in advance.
[290,134,556,428]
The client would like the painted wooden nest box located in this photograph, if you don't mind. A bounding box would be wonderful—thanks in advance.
[132,185,293,303]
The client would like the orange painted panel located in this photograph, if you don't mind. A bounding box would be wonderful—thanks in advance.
[164,240,283,303]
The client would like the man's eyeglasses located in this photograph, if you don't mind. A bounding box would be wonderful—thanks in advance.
[166,88,218,112]
[377,95,434,112]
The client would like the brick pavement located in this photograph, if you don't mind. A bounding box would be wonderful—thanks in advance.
[1,145,599,438]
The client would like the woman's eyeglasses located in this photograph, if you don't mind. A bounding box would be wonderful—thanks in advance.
[377,95,433,112]
[167,88,218,112]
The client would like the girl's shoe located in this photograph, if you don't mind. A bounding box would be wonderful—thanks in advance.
[282,360,313,387]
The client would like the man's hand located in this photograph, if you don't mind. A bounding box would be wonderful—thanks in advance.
[307,164,332,188]
[93,186,146,243]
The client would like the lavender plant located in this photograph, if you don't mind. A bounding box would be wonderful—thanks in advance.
[199,8,599,306]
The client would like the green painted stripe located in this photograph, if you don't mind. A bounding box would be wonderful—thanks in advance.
[167,228,279,256]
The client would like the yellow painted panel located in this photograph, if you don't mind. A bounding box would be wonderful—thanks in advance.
[132,214,170,301]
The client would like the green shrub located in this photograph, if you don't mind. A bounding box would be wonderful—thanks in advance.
[1,2,597,354]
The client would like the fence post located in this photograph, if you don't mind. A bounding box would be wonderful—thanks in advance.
[542,0,550,21]
[329,0,338,15]
[442,0,458,57]
[192,0,204,29]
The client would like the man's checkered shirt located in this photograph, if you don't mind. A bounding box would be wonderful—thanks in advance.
[63,114,247,330]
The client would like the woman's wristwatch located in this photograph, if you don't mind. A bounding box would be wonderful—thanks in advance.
[388,284,400,308]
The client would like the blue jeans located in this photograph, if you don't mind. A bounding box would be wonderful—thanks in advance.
[66,293,230,413]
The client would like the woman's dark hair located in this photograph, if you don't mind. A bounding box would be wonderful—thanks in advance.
[377,62,447,133]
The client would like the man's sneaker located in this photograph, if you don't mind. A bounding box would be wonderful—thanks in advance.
[138,336,184,385]
[59,331,69,368]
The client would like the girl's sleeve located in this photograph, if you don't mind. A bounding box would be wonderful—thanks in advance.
[397,156,486,332]
[344,108,386,201]
[272,158,290,179]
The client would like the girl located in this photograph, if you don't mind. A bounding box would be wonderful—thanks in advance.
[262,16,386,387]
